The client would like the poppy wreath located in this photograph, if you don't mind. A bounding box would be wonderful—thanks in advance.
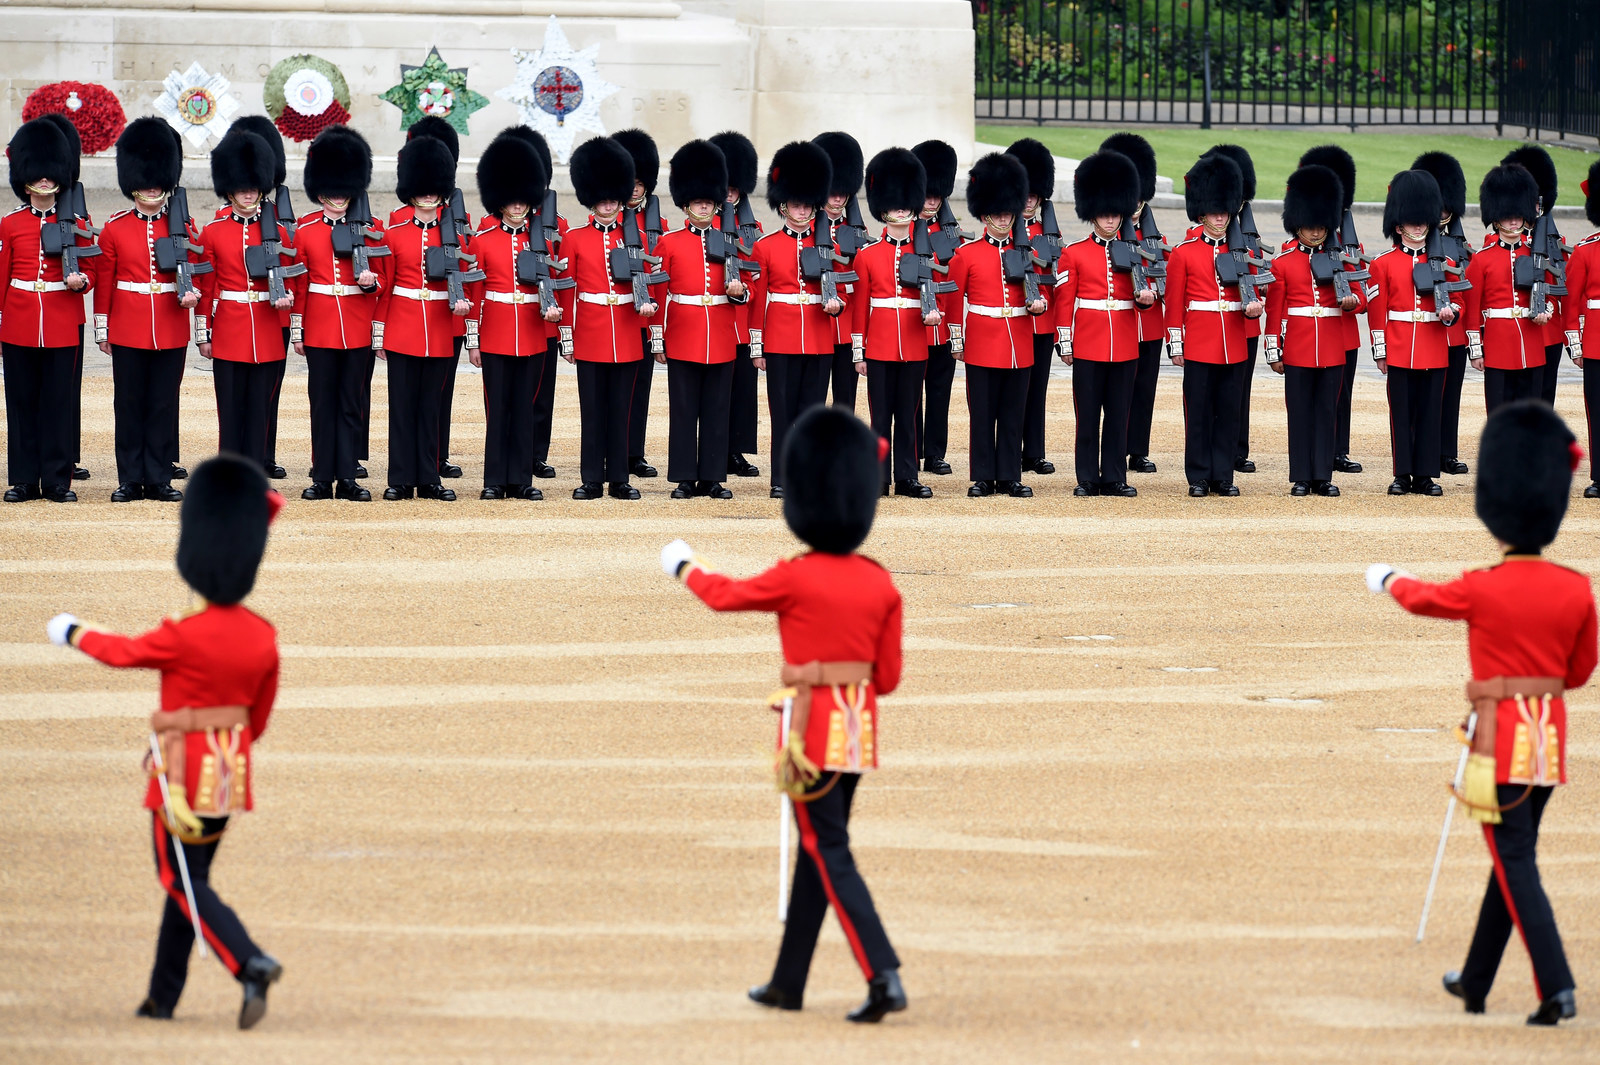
[263,54,353,143]
[21,82,126,154]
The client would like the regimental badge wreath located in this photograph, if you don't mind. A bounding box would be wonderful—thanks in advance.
[22,82,127,155]
[264,55,353,143]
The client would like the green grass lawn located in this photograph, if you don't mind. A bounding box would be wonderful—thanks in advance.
[975,126,1597,206]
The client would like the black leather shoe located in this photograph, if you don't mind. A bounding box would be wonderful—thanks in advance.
[1188,483,1208,497]
[573,482,604,500]
[480,485,506,500]
[1290,481,1311,497]
[111,483,142,503]
[1234,458,1256,473]
[353,464,367,479]
[967,480,994,497]
[135,997,174,1020]
[1074,482,1097,497]
[846,969,907,1023]
[1128,455,1157,474]
[43,485,77,502]
[533,462,556,479]
[769,485,783,499]
[923,457,952,475]
[382,485,414,501]
[630,458,658,478]
[1588,482,1600,499]
[1313,480,1340,497]
[1528,988,1576,1026]
[881,482,892,497]
[1211,481,1239,497]
[701,482,733,499]
[73,465,90,481]
[1387,478,1409,495]
[1103,481,1137,497]
[238,954,283,1030]
[336,479,370,501]
[268,465,287,479]
[997,480,1033,498]
[1333,454,1363,473]
[509,485,543,501]
[146,483,183,502]
[1024,457,1055,475]
[748,983,803,1012]
[170,464,188,480]
[1413,477,1443,496]
[417,483,456,501]
[608,482,641,500]
[894,479,932,498]
[729,453,760,478]
[1442,457,1469,475]
[1442,971,1485,1014]
[439,462,463,479]
[303,481,334,500]
[671,481,696,499]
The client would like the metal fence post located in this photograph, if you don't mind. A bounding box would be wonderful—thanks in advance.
[1200,0,1214,131]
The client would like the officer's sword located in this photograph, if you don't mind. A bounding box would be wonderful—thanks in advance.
[149,733,207,958]
[778,697,793,924]
[1416,710,1476,943]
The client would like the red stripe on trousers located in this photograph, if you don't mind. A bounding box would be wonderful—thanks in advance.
[151,814,241,975]
[793,799,874,980]
[1483,822,1543,1000]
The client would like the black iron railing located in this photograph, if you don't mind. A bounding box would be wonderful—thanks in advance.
[1500,0,1599,140]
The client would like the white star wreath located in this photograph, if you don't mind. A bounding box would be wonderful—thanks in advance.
[497,16,620,165]
[152,61,240,149]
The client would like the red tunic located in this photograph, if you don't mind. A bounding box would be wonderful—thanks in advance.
[1282,235,1369,352]
[554,219,648,364]
[1390,557,1596,785]
[823,211,864,347]
[195,213,292,364]
[1132,220,1167,343]
[849,234,928,362]
[77,604,280,813]
[1366,245,1454,370]
[1023,215,1055,336]
[748,226,836,355]
[717,205,762,345]
[1563,233,1600,356]
[372,215,461,359]
[1265,244,1360,368]
[289,212,385,350]
[1464,237,1548,370]
[925,219,958,345]
[650,221,739,365]
[470,219,546,357]
[1162,235,1252,365]
[1051,235,1140,362]
[684,551,903,771]
[92,207,198,351]
[945,236,1035,370]
[0,205,94,348]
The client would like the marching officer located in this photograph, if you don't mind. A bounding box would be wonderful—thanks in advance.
[1052,149,1151,497]
[1568,161,1600,498]
[1263,164,1360,497]
[2,118,94,503]
[1007,138,1058,476]
[1100,132,1166,476]
[815,130,867,413]
[96,116,194,503]
[710,130,764,481]
[1466,164,1549,414]
[946,152,1040,499]
[1298,144,1367,476]
[469,129,556,501]
[850,147,934,498]
[614,127,663,480]
[1412,150,1474,476]
[652,139,744,500]
[559,135,656,500]
[291,125,384,502]
[748,140,837,498]
[1503,146,1566,405]
[373,135,467,501]
[230,116,294,480]
[911,138,961,477]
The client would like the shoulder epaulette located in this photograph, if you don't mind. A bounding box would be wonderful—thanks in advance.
[106,208,133,224]
[1577,232,1600,248]
[5,205,27,217]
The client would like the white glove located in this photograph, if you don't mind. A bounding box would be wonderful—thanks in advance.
[660,539,694,578]
[1364,564,1413,594]
[47,613,79,646]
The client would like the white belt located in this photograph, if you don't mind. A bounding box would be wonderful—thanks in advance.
[117,280,177,295]
[484,290,538,305]
[10,278,68,293]
[1483,307,1531,320]
[1286,305,1342,318]
[1075,298,1135,311]
[1388,310,1440,323]
[767,292,820,306]
[1588,299,1600,309]
[967,304,1026,319]
[308,282,361,297]
[392,286,450,302]
[1187,300,1244,312]
[870,296,920,310]
[218,289,269,303]
[669,293,729,307]
[577,291,627,306]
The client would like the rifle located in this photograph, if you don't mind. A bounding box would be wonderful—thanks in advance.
[926,199,975,265]
[1336,208,1376,272]
[273,184,297,239]
[537,189,563,249]
[329,191,392,280]
[1515,214,1569,320]
[799,212,859,311]
[152,186,213,303]
[1133,203,1169,298]
[1309,241,1370,305]
[637,194,664,254]
[897,219,958,320]
[1411,228,1472,317]
[243,198,306,305]
[1024,199,1066,271]
[608,206,669,314]
[1440,214,1474,269]
[1001,212,1047,306]
[515,228,574,318]
[709,200,761,287]
[1111,217,1165,299]
[39,182,101,278]
[1237,201,1277,256]
[423,191,485,307]
[1531,211,1572,293]
[830,196,870,261]
[1216,216,1274,307]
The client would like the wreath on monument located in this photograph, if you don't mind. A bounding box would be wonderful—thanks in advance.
[22,82,126,154]
[264,54,352,143]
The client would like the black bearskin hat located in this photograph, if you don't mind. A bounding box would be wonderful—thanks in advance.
[1183,153,1243,222]
[115,117,183,200]
[303,125,372,203]
[231,116,286,188]
[1479,164,1539,228]
[1383,169,1443,240]
[1411,151,1467,221]
[612,128,659,195]
[766,140,832,213]
[37,112,82,185]
[966,152,1028,220]
[177,454,275,606]
[813,131,864,199]
[864,148,926,222]
[1502,145,1558,215]
[477,134,548,217]
[1586,159,1600,229]
[394,134,456,205]
[782,405,879,555]
[1006,137,1054,200]
[1204,143,1256,203]
[407,115,460,162]
[210,129,276,200]
[1297,145,1355,212]
[1072,150,1139,223]
[1100,132,1157,204]
[710,130,758,198]
[569,136,635,210]
[496,125,552,176]
[1282,164,1344,238]
[8,119,74,203]
[1475,400,1576,550]
[912,139,958,201]
[667,139,728,210]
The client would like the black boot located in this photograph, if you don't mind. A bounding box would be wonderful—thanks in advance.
[238,954,283,1030]
[846,969,907,1023]
[302,481,334,500]
[135,997,174,1020]
[1527,988,1576,1026]
[1333,454,1363,473]
[1128,455,1157,473]
[335,479,371,501]
[748,982,803,1011]
[1442,971,1485,1014]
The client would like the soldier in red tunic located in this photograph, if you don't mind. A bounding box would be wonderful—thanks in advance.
[653,139,744,499]
[1567,162,1600,498]
[1,119,95,503]
[36,112,95,484]
[1005,138,1058,477]
[95,118,194,503]
[710,130,764,481]
[660,404,907,1023]
[815,131,868,414]
[911,138,962,478]
[1201,144,1266,478]
[500,126,564,481]
[1052,149,1153,497]
[48,455,285,1028]
[1368,401,1596,1026]
[1412,150,1474,476]
[1466,165,1550,413]
[1503,147,1567,406]
[1298,144,1368,477]
[1101,132,1167,477]
[614,128,663,480]
[469,130,555,500]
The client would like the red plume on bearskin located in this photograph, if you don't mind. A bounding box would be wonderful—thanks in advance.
[765,141,832,213]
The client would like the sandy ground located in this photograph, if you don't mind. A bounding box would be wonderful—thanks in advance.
[3,204,1600,1061]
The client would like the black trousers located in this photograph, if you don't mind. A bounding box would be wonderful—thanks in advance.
[73,324,85,465]
[1459,786,1574,1005]
[147,814,263,1009]
[2,343,77,490]
[356,345,376,464]
[439,338,462,462]
[1022,333,1053,461]
[576,360,636,486]
[1283,363,1342,483]
[830,342,859,412]
[1387,365,1444,479]
[111,345,185,487]
[629,333,655,460]
[1182,360,1246,486]
[1584,359,1600,486]
[1484,366,1541,414]
[385,351,451,487]
[1126,337,1164,459]
[1541,344,1563,405]
[767,352,830,488]
[965,363,1029,482]
[305,346,369,483]
[481,352,540,488]
[729,344,759,456]
[1235,336,1260,461]
[533,338,560,466]
[666,359,734,485]
[212,359,282,472]
[866,360,925,485]
[1441,344,1469,461]
[1071,358,1136,486]
[267,326,289,468]
[1335,347,1359,455]
[771,773,900,995]
[919,340,957,462]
